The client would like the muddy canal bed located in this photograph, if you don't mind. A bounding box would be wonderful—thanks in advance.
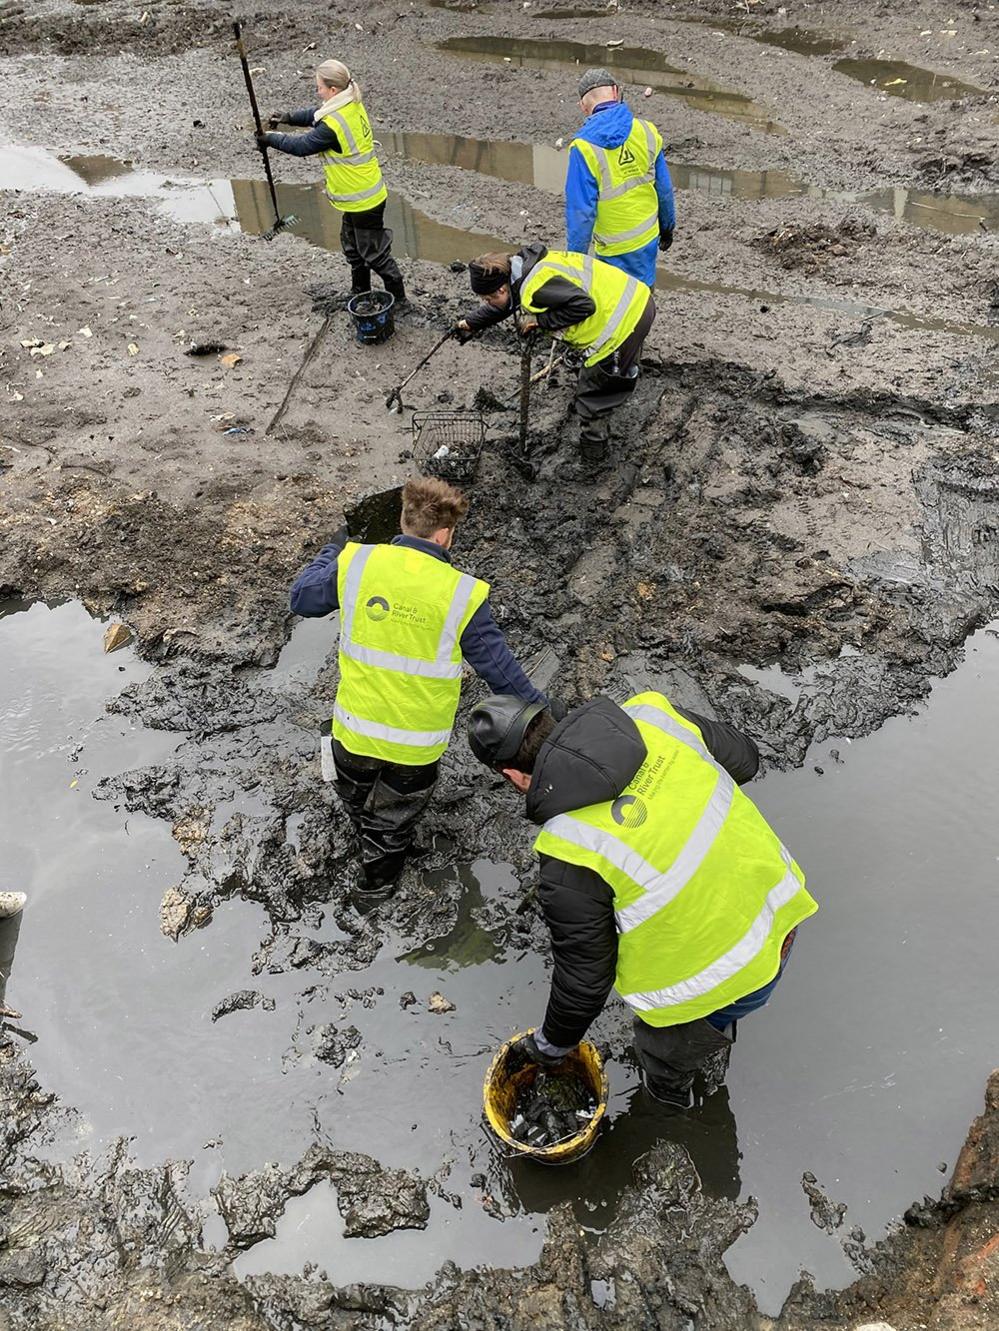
[2,0,999,1325]
[4,598,999,1318]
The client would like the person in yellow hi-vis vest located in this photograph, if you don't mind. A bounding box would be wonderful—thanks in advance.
[455,243,656,473]
[289,478,558,905]
[467,692,817,1107]
[260,58,406,302]
[566,67,676,287]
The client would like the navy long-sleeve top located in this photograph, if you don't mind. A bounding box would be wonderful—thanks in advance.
[265,107,341,157]
[289,532,546,704]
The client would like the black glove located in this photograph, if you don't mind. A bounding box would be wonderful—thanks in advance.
[453,323,477,346]
[658,227,674,252]
[509,1032,571,1072]
[266,112,286,130]
[548,696,571,722]
[255,132,272,152]
[330,523,350,549]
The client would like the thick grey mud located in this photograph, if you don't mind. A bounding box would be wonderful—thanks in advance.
[3,0,999,1327]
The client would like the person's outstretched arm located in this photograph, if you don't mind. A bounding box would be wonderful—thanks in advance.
[289,526,349,616]
[460,601,545,702]
[263,119,341,158]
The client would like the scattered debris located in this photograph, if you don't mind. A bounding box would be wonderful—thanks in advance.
[428,991,456,1014]
[102,622,132,653]
[211,990,276,1022]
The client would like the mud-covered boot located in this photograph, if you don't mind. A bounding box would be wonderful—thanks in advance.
[642,1068,693,1111]
[578,426,611,477]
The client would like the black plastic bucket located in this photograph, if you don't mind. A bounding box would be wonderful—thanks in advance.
[346,291,395,345]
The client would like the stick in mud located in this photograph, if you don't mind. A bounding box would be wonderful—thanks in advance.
[265,314,334,435]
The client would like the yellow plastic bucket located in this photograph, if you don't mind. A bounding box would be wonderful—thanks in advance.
[483,1029,609,1165]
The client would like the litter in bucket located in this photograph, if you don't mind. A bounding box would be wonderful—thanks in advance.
[412,410,486,484]
[483,1029,609,1165]
[346,290,395,345]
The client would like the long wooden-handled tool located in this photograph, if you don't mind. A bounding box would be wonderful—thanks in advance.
[517,334,535,452]
[233,20,297,241]
[265,312,334,435]
[385,329,455,413]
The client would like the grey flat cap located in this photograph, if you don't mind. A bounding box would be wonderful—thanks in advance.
[578,67,619,99]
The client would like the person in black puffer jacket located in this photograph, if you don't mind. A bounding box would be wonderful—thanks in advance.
[468,691,815,1107]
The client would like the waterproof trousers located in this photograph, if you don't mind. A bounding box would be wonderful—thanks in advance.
[576,296,656,461]
[332,739,436,889]
[633,927,797,1106]
[339,201,406,300]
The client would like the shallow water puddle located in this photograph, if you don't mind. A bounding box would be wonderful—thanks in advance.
[832,57,985,103]
[4,142,997,339]
[379,127,999,237]
[5,601,999,1310]
[436,34,785,134]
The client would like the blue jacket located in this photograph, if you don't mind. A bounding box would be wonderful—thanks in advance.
[289,533,546,704]
[565,101,676,255]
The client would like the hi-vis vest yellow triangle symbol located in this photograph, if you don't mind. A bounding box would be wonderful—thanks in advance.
[618,144,636,167]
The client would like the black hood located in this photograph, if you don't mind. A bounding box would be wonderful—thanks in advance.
[525,696,647,825]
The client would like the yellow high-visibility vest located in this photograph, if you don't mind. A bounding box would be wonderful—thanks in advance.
[333,543,488,765]
[320,99,388,213]
[519,249,649,368]
[534,691,817,1026]
[570,117,663,257]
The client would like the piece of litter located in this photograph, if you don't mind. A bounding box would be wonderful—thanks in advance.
[428,992,456,1014]
[127,342,139,356]
[78,326,92,338]
[219,352,243,368]
[643,85,653,97]
[69,779,78,789]
[58,341,71,350]
[884,78,907,86]
[20,338,44,349]
[7,391,23,402]
[103,623,133,653]
[29,343,55,357]
[606,38,623,47]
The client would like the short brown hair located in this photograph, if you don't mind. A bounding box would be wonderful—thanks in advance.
[512,710,556,774]
[401,476,469,538]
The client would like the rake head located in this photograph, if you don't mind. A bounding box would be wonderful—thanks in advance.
[261,213,299,242]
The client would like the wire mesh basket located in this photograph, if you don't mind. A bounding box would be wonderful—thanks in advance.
[412,410,486,484]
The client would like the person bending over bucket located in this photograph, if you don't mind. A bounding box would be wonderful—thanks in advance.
[260,59,406,305]
[455,245,656,475]
[467,691,817,1107]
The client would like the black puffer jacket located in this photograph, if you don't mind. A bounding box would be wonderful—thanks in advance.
[462,242,597,335]
[526,696,760,1049]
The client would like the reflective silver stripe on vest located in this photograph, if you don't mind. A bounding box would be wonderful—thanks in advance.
[340,545,472,679]
[333,703,451,749]
[623,852,802,1012]
[542,696,735,934]
[594,209,660,247]
[623,702,708,758]
[593,122,658,201]
[325,180,385,205]
[588,275,643,357]
[322,146,377,167]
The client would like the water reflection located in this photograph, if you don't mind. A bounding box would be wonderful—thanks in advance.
[505,1077,742,1226]
[833,57,984,103]
[399,864,503,971]
[437,34,785,134]
[380,128,999,237]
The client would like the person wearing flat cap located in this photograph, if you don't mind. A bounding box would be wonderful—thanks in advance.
[260,60,406,304]
[455,243,656,472]
[566,67,676,287]
[467,692,816,1108]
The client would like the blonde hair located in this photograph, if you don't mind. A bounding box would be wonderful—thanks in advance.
[317,58,359,96]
